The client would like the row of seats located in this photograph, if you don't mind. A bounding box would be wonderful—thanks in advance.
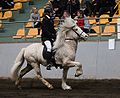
[13,0,32,3]
[89,25,115,36]
[13,28,41,38]
[89,14,118,25]
[0,3,22,20]
[0,0,32,29]
[13,24,115,39]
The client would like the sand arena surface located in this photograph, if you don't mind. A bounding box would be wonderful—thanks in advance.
[0,78,120,98]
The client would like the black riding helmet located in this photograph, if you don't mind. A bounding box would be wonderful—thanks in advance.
[44,7,53,15]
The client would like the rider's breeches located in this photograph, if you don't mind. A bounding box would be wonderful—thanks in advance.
[44,40,52,52]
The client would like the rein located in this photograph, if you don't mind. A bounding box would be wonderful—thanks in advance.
[65,25,84,41]
[71,26,84,38]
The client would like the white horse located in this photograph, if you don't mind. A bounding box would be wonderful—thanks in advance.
[10,17,88,90]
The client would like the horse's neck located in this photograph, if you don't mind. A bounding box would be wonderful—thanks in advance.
[53,17,76,50]
[53,28,66,50]
[65,39,78,52]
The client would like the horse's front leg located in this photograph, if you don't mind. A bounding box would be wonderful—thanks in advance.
[62,67,72,90]
[66,61,83,77]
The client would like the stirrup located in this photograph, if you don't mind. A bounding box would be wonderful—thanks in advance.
[46,64,52,70]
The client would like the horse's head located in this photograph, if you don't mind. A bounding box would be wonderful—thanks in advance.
[71,25,88,41]
[64,17,88,41]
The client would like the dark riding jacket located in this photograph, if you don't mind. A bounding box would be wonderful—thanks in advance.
[41,15,56,43]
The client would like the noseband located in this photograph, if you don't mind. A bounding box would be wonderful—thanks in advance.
[71,26,84,38]
[65,25,84,41]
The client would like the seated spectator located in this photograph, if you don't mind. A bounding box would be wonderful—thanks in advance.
[74,10,96,33]
[92,0,101,17]
[51,0,63,18]
[84,0,93,17]
[59,10,71,30]
[65,0,80,18]
[29,8,41,35]
[0,0,14,17]
[0,0,14,10]
[95,0,116,22]
[30,6,37,13]
[4,0,14,9]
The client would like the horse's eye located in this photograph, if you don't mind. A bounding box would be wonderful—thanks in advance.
[75,29,78,31]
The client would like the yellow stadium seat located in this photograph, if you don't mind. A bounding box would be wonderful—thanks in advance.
[26,28,38,38]
[110,15,118,24]
[91,26,100,33]
[101,25,115,36]
[14,0,32,2]
[0,12,3,19]
[38,8,44,17]
[21,0,32,3]
[0,20,4,29]
[88,16,96,24]
[89,26,101,36]
[25,21,33,28]
[99,14,109,24]
[0,11,12,20]
[54,17,59,26]
[11,3,22,11]
[13,29,25,38]
[13,0,21,2]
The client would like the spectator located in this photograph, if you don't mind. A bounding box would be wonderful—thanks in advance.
[29,8,41,35]
[0,0,14,17]
[30,6,37,13]
[61,10,71,19]
[0,0,14,9]
[92,0,101,17]
[4,0,14,9]
[41,7,56,70]
[95,0,116,22]
[74,10,96,33]
[65,0,80,18]
[84,0,93,17]
[51,0,63,18]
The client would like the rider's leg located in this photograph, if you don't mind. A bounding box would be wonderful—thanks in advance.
[44,40,52,70]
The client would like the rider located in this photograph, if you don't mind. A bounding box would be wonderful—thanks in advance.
[41,7,56,70]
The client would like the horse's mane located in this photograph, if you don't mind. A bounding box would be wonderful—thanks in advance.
[53,27,66,49]
[53,17,75,50]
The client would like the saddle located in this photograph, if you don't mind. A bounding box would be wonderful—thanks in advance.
[42,45,63,69]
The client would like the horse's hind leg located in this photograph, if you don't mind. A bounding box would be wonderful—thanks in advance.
[32,63,53,89]
[15,64,33,89]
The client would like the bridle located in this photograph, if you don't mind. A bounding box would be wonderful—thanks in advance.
[71,25,84,38]
[65,25,84,41]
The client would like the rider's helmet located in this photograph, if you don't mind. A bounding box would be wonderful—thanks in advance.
[44,7,53,16]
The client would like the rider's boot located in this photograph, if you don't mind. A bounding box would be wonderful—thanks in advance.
[46,51,52,70]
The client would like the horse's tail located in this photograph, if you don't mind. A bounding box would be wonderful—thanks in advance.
[10,48,25,81]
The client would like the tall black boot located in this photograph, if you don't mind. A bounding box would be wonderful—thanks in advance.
[46,51,52,70]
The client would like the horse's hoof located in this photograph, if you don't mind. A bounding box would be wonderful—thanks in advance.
[75,71,83,77]
[62,85,72,90]
[17,85,22,90]
[75,74,80,77]
[15,85,22,90]
[48,85,54,89]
